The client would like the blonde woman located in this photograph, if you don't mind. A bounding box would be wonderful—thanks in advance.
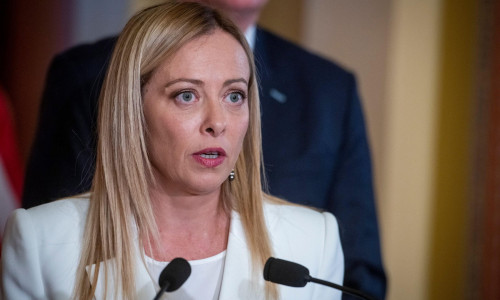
[1,2,344,299]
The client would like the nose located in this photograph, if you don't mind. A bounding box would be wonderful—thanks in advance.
[202,99,226,137]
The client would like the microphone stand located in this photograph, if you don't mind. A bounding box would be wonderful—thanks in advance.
[153,281,170,300]
[306,275,377,300]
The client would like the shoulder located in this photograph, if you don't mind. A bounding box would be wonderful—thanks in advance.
[255,27,355,83]
[27,196,89,222]
[54,36,117,65]
[2,197,90,299]
[7,196,89,244]
[263,200,339,242]
[48,36,117,84]
[262,200,344,291]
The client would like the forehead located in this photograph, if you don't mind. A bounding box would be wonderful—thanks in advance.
[153,29,251,80]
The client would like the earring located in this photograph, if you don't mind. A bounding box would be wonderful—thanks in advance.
[228,169,235,182]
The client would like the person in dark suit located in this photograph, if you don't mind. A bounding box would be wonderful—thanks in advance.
[23,0,387,299]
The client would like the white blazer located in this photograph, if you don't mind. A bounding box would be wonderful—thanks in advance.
[1,196,344,299]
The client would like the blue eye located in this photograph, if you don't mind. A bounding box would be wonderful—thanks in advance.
[176,91,195,103]
[226,92,244,103]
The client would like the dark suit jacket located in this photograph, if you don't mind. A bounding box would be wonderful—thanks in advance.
[23,28,386,299]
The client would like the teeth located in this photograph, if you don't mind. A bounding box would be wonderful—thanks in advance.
[201,152,219,159]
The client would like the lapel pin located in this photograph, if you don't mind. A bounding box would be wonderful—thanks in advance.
[269,88,287,104]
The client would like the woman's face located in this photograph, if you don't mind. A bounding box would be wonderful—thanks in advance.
[142,29,250,196]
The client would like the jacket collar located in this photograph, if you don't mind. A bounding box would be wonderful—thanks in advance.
[87,203,279,299]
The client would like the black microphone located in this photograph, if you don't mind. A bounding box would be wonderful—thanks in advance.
[153,257,191,300]
[263,257,376,300]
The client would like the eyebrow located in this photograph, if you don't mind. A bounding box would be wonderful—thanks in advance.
[223,78,248,87]
[164,78,203,88]
[164,78,248,88]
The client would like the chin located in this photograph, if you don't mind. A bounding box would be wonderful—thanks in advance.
[186,176,227,195]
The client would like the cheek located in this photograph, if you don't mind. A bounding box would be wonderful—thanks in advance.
[154,116,197,149]
[233,114,250,148]
[147,110,195,158]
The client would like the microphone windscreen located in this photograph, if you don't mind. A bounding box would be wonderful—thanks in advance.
[158,257,191,292]
[263,257,309,287]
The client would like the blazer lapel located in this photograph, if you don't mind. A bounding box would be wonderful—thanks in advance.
[218,206,279,300]
[86,248,156,299]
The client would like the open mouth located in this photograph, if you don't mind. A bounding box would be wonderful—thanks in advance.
[193,148,226,168]
[200,151,220,159]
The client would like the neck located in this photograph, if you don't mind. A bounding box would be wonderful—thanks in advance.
[149,184,225,227]
[226,10,258,33]
[145,185,230,261]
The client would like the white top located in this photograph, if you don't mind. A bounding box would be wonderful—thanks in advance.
[146,251,227,300]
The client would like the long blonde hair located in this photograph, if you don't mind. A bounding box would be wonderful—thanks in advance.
[74,1,276,299]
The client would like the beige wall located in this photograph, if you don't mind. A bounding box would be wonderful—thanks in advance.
[381,1,443,299]
[259,0,303,44]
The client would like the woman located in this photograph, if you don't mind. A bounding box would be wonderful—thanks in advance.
[1,2,344,299]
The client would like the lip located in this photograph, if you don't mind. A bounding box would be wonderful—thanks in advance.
[192,147,226,168]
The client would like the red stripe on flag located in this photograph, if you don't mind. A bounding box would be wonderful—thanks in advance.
[0,88,23,201]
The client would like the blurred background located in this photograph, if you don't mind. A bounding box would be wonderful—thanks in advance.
[1,0,498,299]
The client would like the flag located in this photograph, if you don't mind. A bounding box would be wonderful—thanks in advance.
[0,87,23,248]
